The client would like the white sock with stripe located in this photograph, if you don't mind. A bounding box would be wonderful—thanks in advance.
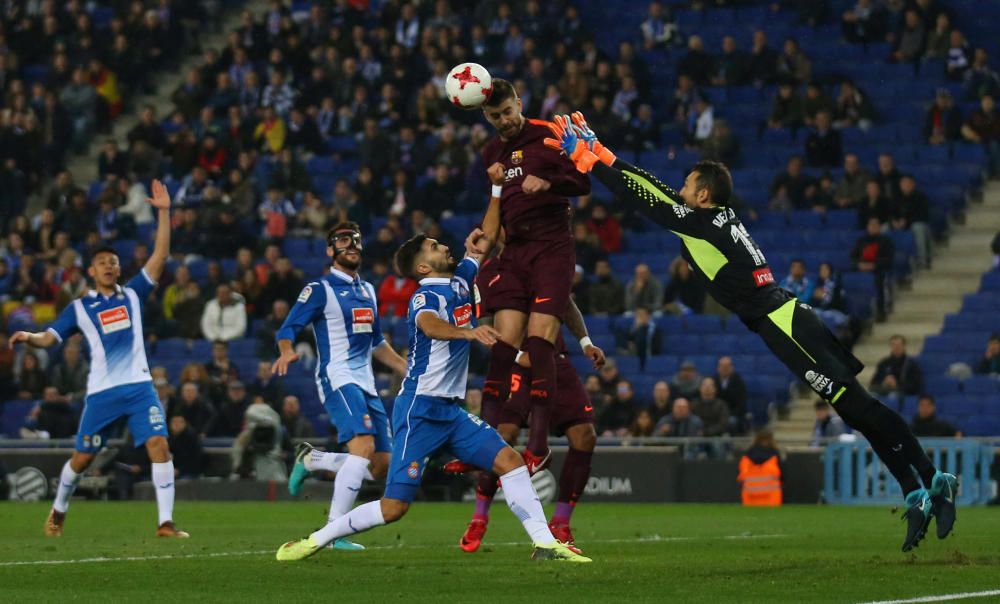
[306,450,374,480]
[328,455,370,522]
[53,461,81,514]
[500,465,556,545]
[311,500,385,547]
[151,461,176,526]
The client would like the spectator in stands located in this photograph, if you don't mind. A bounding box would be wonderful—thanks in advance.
[974,334,1000,375]
[803,82,836,128]
[596,359,622,405]
[171,381,216,439]
[34,386,77,439]
[851,217,895,320]
[588,204,622,254]
[872,335,924,398]
[961,93,1000,176]
[712,36,749,88]
[98,139,128,181]
[664,257,707,314]
[841,0,886,44]
[253,105,286,154]
[649,381,674,423]
[747,30,778,87]
[875,153,903,203]
[59,67,97,153]
[211,380,250,437]
[924,88,963,145]
[258,187,296,242]
[128,105,166,151]
[671,360,702,401]
[168,415,204,479]
[946,29,972,81]
[833,80,876,131]
[889,9,926,63]
[669,74,703,127]
[924,13,952,59]
[805,110,843,168]
[910,395,962,437]
[49,341,88,405]
[834,154,871,208]
[640,1,678,50]
[597,379,637,437]
[201,283,248,342]
[625,263,664,312]
[281,395,314,439]
[715,356,748,434]
[811,400,847,446]
[768,82,805,131]
[891,175,932,269]
[378,271,418,318]
[627,306,662,369]
[14,350,48,400]
[589,259,625,315]
[171,279,205,340]
[654,397,704,439]
[964,48,1000,101]
[777,38,811,85]
[573,222,604,274]
[258,257,302,315]
[252,360,286,405]
[686,97,715,149]
[678,35,713,87]
[692,377,730,437]
[781,259,815,303]
[858,179,891,228]
[626,409,656,440]
[770,155,815,209]
[0,259,11,300]
[205,340,240,404]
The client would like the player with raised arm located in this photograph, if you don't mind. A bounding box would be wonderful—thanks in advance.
[451,240,604,552]
[275,227,589,563]
[12,181,188,538]
[478,79,591,472]
[546,112,959,553]
[272,221,407,551]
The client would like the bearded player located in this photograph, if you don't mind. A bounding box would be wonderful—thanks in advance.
[451,238,604,552]
[479,78,591,472]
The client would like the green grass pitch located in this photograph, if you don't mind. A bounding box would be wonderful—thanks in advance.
[1,502,998,603]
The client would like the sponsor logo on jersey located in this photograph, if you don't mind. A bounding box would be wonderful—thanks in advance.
[352,307,374,333]
[453,303,472,327]
[672,204,693,218]
[752,268,775,286]
[412,293,426,310]
[505,166,523,182]
[805,370,834,396]
[363,413,373,430]
[511,149,523,164]
[407,461,420,479]
[297,285,313,302]
[97,306,131,334]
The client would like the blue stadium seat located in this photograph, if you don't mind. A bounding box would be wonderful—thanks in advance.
[924,375,961,396]
[963,375,999,395]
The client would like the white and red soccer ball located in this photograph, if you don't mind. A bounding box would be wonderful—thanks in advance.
[445,62,493,110]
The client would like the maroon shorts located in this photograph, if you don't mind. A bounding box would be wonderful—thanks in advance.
[495,356,594,436]
[479,237,575,318]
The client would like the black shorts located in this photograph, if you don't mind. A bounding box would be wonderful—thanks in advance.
[754,299,864,403]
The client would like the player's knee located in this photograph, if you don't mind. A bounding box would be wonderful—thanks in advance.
[69,452,95,473]
[380,498,409,523]
[568,425,597,451]
[492,446,525,475]
[370,456,389,479]
[347,436,376,460]
[526,313,560,341]
[145,436,171,463]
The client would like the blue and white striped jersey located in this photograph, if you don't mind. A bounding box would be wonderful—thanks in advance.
[277,267,385,396]
[47,270,157,396]
[400,258,479,400]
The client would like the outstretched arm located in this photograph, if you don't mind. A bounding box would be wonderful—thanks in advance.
[9,330,59,349]
[144,179,172,281]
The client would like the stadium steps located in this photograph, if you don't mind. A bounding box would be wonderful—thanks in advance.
[855,181,1000,386]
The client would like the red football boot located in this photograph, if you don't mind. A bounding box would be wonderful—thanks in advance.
[460,518,488,552]
[443,459,478,474]
[548,521,583,554]
[521,448,552,476]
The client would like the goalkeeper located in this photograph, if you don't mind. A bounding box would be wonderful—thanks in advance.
[545,113,957,553]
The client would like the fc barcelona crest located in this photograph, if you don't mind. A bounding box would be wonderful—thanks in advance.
[511,150,523,164]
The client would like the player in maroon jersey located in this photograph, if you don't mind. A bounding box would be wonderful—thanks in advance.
[478,79,591,472]
[448,250,604,552]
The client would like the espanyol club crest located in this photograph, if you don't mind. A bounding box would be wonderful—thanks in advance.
[407,461,420,479]
[363,414,373,430]
[511,149,523,165]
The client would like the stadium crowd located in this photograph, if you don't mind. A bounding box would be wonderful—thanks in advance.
[1,0,996,485]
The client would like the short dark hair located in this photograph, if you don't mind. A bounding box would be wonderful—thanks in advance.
[483,78,516,108]
[394,234,428,280]
[89,246,119,263]
[989,333,1000,343]
[691,160,733,206]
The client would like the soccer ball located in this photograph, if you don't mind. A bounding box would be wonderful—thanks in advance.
[445,62,493,110]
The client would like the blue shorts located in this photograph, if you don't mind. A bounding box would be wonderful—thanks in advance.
[76,381,167,453]
[385,392,508,503]
[321,381,391,453]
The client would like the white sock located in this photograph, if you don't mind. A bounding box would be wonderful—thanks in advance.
[328,455,370,522]
[151,461,176,526]
[53,461,81,514]
[310,500,385,547]
[306,450,375,480]
[500,465,555,545]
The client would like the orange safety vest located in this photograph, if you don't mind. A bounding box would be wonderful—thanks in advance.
[738,454,782,506]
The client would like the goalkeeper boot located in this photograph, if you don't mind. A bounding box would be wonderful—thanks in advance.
[44,510,65,537]
[901,488,933,552]
[156,521,190,538]
[276,535,323,561]
[531,541,592,563]
[460,517,488,553]
[929,471,959,539]
[288,442,315,497]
